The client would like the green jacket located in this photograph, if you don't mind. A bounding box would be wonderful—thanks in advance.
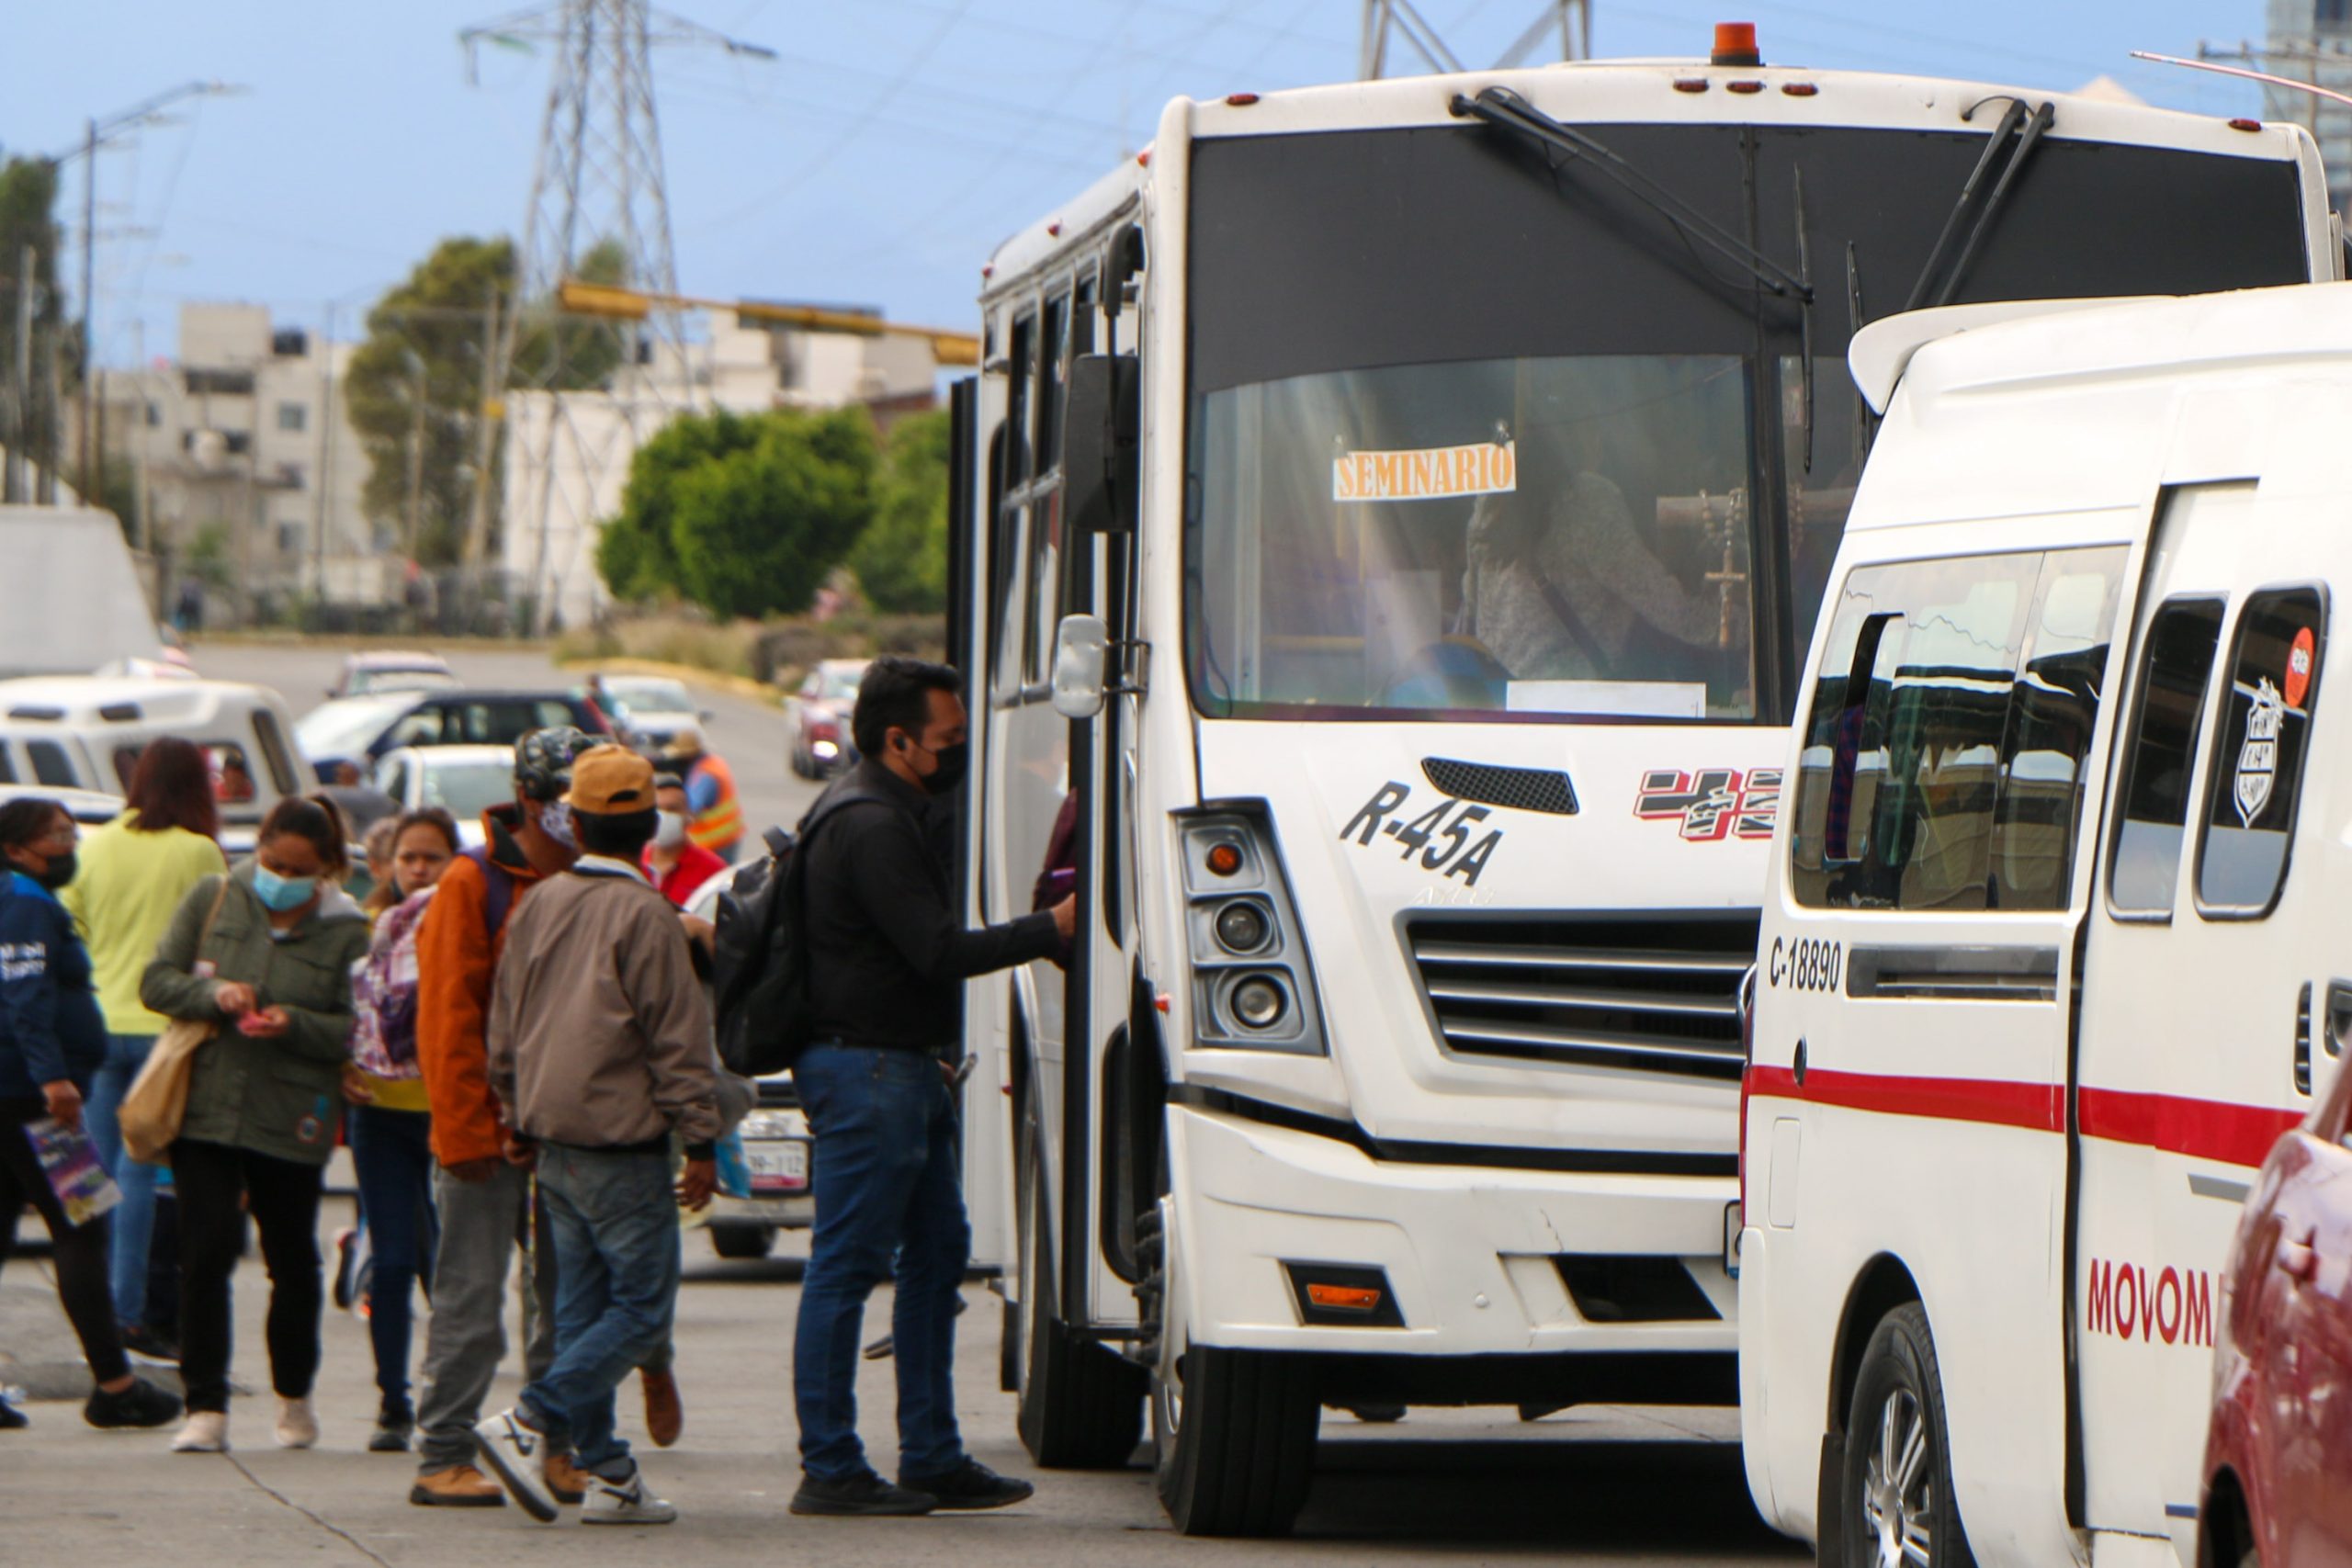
[141,866,370,1166]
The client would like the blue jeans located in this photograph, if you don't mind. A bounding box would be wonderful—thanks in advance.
[518,1145,680,1481]
[82,1032,162,1327]
[347,1105,437,1416]
[792,1043,969,1483]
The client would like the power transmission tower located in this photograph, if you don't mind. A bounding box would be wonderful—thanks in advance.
[1360,0,1590,79]
[458,0,772,632]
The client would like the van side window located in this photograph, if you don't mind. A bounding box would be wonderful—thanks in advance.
[28,740,77,789]
[251,709,299,796]
[0,746,14,784]
[2106,598,2225,918]
[2195,588,2325,918]
[1790,547,2124,910]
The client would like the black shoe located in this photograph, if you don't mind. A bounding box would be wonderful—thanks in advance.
[370,1406,414,1453]
[861,1332,895,1360]
[85,1377,183,1429]
[119,1322,179,1364]
[899,1458,1035,1511]
[0,1395,26,1429]
[789,1472,938,1517]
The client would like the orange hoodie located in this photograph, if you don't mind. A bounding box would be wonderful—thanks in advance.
[416,804,552,1168]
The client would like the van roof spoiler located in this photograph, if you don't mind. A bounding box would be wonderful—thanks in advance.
[1849,297,2161,415]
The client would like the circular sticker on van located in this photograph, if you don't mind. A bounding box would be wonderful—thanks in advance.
[2286,626,2316,708]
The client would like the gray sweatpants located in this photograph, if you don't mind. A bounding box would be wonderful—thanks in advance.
[414,1161,560,1473]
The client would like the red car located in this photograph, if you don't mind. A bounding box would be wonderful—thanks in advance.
[2201,1047,2352,1568]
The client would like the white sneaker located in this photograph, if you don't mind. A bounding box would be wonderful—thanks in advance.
[172,1411,230,1452]
[581,1465,678,1525]
[275,1396,319,1450]
[472,1408,560,1522]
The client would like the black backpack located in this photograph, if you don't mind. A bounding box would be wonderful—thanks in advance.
[709,794,876,1077]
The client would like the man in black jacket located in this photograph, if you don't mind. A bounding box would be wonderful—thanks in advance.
[788,657,1073,1517]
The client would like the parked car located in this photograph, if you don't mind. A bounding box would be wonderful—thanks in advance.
[295,688,612,782]
[330,650,458,700]
[598,674,708,755]
[0,677,309,855]
[785,659,867,778]
[680,864,811,1258]
[370,744,517,849]
[2201,1049,2352,1568]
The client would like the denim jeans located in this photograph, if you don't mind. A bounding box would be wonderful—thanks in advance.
[82,1032,162,1328]
[791,1043,969,1483]
[519,1144,681,1481]
[347,1105,437,1417]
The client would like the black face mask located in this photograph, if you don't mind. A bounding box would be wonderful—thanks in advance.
[27,849,75,892]
[922,741,969,796]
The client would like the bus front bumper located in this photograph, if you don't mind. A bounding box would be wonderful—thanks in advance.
[1166,1100,1738,1372]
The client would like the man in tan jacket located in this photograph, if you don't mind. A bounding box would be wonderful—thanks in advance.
[474,746,718,1527]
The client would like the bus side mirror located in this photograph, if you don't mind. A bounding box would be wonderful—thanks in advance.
[1063,354,1140,535]
[1052,614,1110,719]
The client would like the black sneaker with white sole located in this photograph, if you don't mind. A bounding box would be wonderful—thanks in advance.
[898,1459,1035,1511]
[789,1472,938,1517]
[472,1409,560,1522]
[85,1377,183,1429]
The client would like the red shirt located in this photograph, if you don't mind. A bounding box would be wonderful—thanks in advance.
[643,840,728,908]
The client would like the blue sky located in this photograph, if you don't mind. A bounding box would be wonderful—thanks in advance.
[3,2,2274,367]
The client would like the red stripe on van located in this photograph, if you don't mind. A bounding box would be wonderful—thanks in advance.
[1747,1066,2303,1167]
[2075,1088,2302,1169]
[1746,1065,2064,1133]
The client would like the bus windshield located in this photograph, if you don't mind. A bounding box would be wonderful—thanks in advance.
[1182,120,2307,726]
[1187,352,1850,723]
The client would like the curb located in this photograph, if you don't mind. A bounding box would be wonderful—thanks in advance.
[558,654,781,707]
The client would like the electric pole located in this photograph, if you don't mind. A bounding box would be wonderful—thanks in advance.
[459,0,773,634]
[1360,0,1590,79]
[51,81,243,501]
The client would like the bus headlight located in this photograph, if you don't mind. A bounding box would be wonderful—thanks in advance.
[1175,803,1326,1055]
[1229,974,1289,1029]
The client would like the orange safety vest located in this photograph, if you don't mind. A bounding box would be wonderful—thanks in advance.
[686,753,743,852]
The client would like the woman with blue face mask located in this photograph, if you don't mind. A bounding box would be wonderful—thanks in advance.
[141,794,370,1455]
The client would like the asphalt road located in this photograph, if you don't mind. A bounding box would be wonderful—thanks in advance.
[2,1212,1803,1566]
[191,641,825,842]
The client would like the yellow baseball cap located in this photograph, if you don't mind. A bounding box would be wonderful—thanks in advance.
[562,744,657,816]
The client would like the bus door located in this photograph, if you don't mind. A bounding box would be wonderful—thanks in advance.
[2076,482,2324,1560]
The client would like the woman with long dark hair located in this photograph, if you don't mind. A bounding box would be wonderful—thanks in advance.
[142,795,368,1453]
[344,807,458,1451]
[0,797,183,1431]
[65,737,227,1359]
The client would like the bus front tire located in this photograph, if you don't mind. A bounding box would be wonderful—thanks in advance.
[1153,1343,1319,1537]
[1841,1303,1974,1568]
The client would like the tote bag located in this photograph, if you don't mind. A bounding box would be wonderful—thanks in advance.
[119,878,230,1164]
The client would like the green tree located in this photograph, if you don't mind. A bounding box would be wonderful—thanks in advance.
[345,235,632,566]
[599,406,878,618]
[0,157,65,495]
[345,236,514,566]
[850,409,951,614]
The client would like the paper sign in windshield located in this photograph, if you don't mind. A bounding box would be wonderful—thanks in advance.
[1333,441,1515,503]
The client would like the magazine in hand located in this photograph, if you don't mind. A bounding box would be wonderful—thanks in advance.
[25,1116,122,1228]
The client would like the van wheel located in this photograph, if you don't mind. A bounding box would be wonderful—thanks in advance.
[1012,1088,1144,1467]
[1842,1303,1973,1568]
[1142,1201,1318,1536]
[708,1223,775,1260]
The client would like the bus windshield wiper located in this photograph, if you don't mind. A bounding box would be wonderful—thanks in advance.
[1903,96,2055,312]
[1450,86,1815,304]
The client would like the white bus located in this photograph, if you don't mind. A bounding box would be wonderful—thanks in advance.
[944,31,2336,1538]
[1737,284,2352,1568]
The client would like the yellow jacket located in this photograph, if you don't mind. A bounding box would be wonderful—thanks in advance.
[62,811,227,1037]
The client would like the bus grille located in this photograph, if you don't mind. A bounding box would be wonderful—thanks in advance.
[1405,914,1758,1080]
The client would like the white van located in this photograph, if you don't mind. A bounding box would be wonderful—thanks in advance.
[0,677,311,850]
[1736,284,2352,1568]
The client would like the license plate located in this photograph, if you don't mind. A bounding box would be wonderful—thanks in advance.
[747,1141,808,1192]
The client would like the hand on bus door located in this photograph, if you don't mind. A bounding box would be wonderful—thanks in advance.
[1051,894,1077,942]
